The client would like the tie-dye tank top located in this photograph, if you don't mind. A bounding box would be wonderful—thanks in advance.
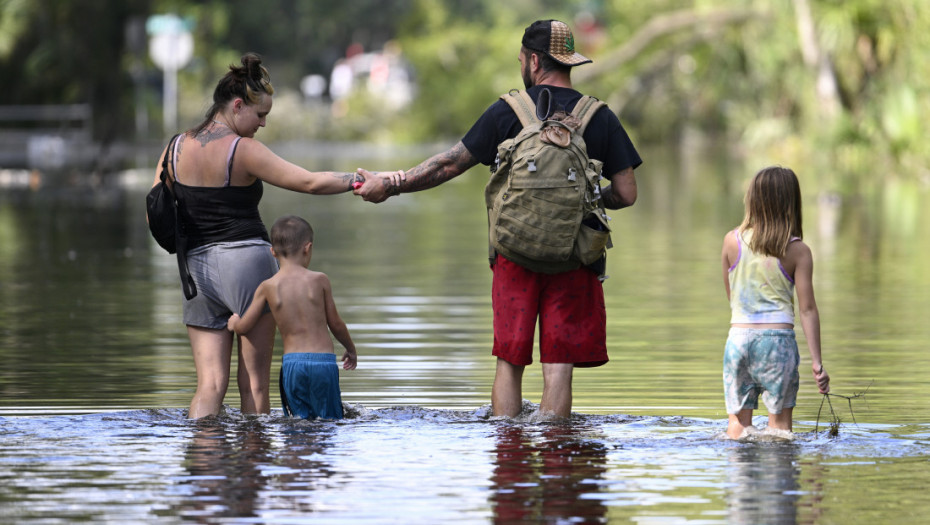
[728,229,797,325]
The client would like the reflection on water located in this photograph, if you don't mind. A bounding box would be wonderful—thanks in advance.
[1,408,928,523]
[2,148,930,423]
[2,145,930,522]
[725,443,806,525]
[175,419,276,521]
[490,423,609,523]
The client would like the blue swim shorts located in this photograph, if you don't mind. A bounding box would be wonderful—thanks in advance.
[280,352,344,420]
[723,328,800,415]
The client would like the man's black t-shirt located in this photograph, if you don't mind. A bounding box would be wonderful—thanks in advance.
[461,85,642,179]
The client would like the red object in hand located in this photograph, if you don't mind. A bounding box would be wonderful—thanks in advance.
[352,181,363,190]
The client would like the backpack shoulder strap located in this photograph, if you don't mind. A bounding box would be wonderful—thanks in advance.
[571,95,606,135]
[500,90,538,128]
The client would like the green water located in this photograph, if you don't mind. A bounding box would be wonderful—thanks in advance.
[0,145,928,523]
[2,146,926,424]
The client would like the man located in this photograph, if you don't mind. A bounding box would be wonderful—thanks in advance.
[355,19,642,418]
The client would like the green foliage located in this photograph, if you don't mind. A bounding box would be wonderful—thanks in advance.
[566,0,930,185]
[383,0,597,142]
[0,0,152,141]
[1,0,929,184]
[0,0,31,57]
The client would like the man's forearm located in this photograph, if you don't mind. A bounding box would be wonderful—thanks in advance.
[601,184,631,210]
[601,167,637,209]
[399,142,477,193]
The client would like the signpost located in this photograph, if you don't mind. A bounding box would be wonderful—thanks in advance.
[146,14,194,136]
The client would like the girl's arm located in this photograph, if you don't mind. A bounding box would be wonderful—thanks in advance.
[228,282,270,335]
[791,241,830,393]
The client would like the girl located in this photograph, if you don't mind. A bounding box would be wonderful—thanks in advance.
[721,166,830,438]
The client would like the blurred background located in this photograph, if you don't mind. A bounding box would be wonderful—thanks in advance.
[1,6,928,522]
[1,0,928,419]
[0,0,927,192]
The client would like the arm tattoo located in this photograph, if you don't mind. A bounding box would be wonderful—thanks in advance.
[380,176,398,195]
[601,168,636,210]
[336,172,359,190]
[399,142,477,194]
[600,184,625,210]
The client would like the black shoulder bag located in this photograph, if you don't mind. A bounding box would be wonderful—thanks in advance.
[145,134,197,299]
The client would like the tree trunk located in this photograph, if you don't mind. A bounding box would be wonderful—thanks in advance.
[793,0,842,119]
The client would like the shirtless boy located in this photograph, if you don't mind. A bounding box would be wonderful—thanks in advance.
[228,215,357,419]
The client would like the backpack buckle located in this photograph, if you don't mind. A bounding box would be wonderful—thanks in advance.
[527,158,537,172]
[568,168,576,182]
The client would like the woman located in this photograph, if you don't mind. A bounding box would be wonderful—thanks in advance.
[151,53,369,418]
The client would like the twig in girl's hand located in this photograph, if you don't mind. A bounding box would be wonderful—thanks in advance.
[814,382,872,436]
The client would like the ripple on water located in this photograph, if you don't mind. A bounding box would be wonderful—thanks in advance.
[1,404,929,523]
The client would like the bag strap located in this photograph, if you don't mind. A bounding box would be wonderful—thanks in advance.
[500,90,538,128]
[160,133,182,186]
[570,95,606,135]
[502,90,606,135]
[162,133,197,300]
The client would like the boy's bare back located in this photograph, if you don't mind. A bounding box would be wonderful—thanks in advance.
[229,259,357,371]
[262,266,337,354]
[227,220,357,371]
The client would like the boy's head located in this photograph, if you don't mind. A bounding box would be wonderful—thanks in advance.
[270,215,314,258]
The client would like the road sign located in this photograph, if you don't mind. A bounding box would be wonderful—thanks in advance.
[146,14,194,71]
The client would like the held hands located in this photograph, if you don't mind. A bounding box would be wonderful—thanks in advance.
[813,365,830,394]
[353,168,405,203]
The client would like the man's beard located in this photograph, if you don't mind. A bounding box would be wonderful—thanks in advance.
[521,61,533,89]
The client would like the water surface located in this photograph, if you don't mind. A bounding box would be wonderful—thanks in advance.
[1,145,929,522]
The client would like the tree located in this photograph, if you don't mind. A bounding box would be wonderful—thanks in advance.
[0,0,152,144]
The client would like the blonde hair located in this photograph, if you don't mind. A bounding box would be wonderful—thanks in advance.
[739,166,803,258]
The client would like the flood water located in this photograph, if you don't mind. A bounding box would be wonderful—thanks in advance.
[1,144,929,523]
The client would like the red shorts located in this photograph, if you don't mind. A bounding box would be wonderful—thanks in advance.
[491,255,608,367]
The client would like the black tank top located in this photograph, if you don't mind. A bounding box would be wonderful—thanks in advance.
[171,136,270,250]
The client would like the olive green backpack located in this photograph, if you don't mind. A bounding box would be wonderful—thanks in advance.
[485,88,612,274]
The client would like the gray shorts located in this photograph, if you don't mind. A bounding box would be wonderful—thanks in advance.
[723,328,800,415]
[182,239,278,329]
